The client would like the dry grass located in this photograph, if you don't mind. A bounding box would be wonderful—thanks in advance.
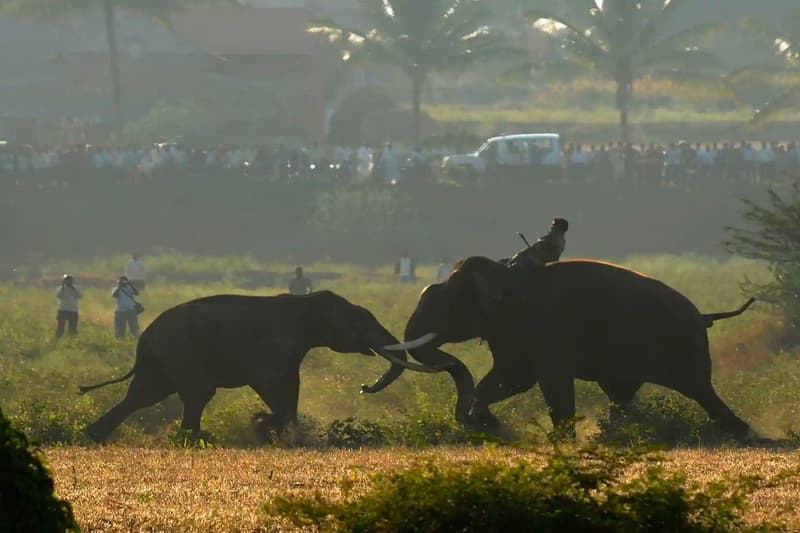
[47,446,800,532]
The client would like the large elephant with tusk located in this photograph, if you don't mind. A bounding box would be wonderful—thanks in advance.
[80,291,437,442]
[364,257,759,441]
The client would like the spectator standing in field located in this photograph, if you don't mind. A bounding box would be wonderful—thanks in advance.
[357,143,373,181]
[55,274,82,338]
[436,257,454,283]
[758,141,776,184]
[591,144,612,182]
[609,142,624,183]
[569,144,588,182]
[289,266,313,295]
[395,248,416,283]
[381,143,400,184]
[663,142,681,184]
[742,142,756,182]
[125,252,147,293]
[112,276,140,339]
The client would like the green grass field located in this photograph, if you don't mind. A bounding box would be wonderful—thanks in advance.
[2,252,798,448]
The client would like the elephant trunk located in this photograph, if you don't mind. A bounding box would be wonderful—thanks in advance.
[365,329,443,375]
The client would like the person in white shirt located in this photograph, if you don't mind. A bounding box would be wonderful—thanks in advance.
[357,144,373,180]
[55,274,83,338]
[395,248,416,283]
[125,253,147,293]
[570,145,589,182]
[758,141,776,183]
[112,276,141,339]
[436,257,453,283]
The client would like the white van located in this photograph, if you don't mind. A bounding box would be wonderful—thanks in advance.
[442,133,562,181]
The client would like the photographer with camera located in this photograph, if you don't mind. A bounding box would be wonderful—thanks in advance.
[112,276,142,340]
[55,274,82,338]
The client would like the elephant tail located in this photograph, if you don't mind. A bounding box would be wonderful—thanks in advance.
[702,298,755,328]
[79,367,135,394]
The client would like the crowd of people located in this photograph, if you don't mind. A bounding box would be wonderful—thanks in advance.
[5,138,800,188]
[2,141,432,185]
[562,140,800,185]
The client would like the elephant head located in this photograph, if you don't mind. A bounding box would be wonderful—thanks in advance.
[310,290,441,374]
[361,257,513,422]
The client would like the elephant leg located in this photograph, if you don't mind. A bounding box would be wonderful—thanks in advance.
[471,365,536,429]
[669,380,753,441]
[449,362,477,426]
[85,368,174,443]
[250,371,300,427]
[538,376,577,440]
[598,381,642,423]
[178,387,215,433]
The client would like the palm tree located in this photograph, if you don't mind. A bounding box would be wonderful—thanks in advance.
[521,0,721,141]
[11,0,205,133]
[731,10,800,124]
[308,0,514,142]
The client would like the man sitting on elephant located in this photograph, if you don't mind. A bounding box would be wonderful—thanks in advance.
[502,218,569,270]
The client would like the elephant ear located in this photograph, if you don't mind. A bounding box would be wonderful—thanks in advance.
[471,271,505,303]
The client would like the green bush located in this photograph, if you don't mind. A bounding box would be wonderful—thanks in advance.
[324,417,386,449]
[726,185,800,343]
[9,398,95,446]
[266,447,779,532]
[0,407,79,533]
[594,393,728,448]
[119,100,207,145]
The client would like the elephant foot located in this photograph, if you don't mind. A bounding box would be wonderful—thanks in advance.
[252,411,299,445]
[468,407,501,431]
[739,427,774,447]
[83,422,109,444]
[548,422,577,442]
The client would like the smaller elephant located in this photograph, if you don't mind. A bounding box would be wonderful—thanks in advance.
[80,291,435,442]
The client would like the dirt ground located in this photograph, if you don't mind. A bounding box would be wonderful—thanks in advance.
[46,446,800,532]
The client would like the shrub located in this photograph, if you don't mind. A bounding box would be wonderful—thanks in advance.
[726,185,800,343]
[166,428,216,450]
[266,446,778,532]
[119,100,207,145]
[9,398,95,446]
[324,417,386,448]
[0,407,79,533]
[593,393,728,448]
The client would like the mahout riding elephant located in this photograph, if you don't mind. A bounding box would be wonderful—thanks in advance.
[80,291,436,442]
[363,256,758,441]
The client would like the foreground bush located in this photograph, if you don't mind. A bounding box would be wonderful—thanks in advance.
[0,408,78,532]
[266,447,780,532]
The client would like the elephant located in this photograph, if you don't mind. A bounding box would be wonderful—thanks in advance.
[363,256,758,441]
[79,291,436,442]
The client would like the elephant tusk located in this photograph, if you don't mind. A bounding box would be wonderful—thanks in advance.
[372,349,445,373]
[383,332,438,351]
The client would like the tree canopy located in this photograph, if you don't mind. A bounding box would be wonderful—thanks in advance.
[521,0,721,141]
[10,0,208,132]
[734,10,800,124]
[309,0,515,142]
